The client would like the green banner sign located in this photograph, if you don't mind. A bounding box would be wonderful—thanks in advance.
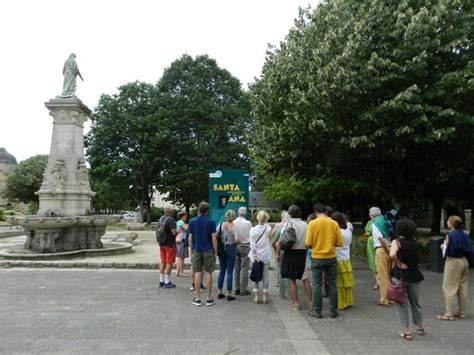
[209,169,250,224]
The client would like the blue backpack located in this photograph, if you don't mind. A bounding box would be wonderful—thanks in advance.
[384,209,398,238]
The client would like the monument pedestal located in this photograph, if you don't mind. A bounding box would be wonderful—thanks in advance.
[36,97,94,217]
[7,96,120,253]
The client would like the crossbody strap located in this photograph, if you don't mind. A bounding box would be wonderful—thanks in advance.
[255,226,268,245]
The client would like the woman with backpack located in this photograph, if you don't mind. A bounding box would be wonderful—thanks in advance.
[216,209,240,301]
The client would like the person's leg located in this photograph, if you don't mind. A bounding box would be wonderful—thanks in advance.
[289,279,299,309]
[192,252,203,302]
[279,251,288,298]
[457,257,469,315]
[375,248,389,305]
[406,282,423,331]
[226,252,236,295]
[164,247,176,286]
[234,245,242,293]
[206,271,213,300]
[373,272,379,289]
[165,263,172,280]
[442,257,462,315]
[194,272,202,299]
[327,258,338,314]
[159,247,166,285]
[262,263,270,303]
[322,270,328,297]
[312,259,323,314]
[303,278,312,306]
[240,244,250,293]
[217,255,227,293]
[202,251,215,302]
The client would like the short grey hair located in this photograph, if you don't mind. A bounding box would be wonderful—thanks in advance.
[164,206,174,215]
[369,207,381,218]
[238,206,247,217]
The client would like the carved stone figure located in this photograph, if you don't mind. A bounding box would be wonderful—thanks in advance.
[61,53,83,98]
[77,159,89,185]
[50,160,66,187]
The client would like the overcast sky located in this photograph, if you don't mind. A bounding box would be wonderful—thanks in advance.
[0,0,318,163]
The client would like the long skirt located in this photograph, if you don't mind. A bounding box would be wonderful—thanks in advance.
[337,260,355,310]
[367,236,376,272]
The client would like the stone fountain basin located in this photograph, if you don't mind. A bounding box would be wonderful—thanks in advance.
[76,215,121,227]
[0,242,133,260]
[6,216,76,229]
[6,215,121,229]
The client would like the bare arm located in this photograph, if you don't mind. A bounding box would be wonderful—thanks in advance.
[211,232,217,255]
[389,240,399,260]
[188,233,193,256]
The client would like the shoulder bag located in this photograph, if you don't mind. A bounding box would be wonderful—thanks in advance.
[386,239,406,304]
[279,220,297,251]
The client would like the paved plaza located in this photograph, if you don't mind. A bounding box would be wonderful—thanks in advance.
[0,265,473,354]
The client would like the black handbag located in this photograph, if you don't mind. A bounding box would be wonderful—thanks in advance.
[280,220,297,251]
[250,261,264,282]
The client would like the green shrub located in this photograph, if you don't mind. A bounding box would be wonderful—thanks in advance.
[0,209,4,221]
[150,207,165,222]
[351,232,369,259]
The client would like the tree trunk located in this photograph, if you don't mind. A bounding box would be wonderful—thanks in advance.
[431,193,443,236]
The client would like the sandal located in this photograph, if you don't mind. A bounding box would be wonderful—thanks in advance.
[371,286,379,290]
[454,312,466,319]
[291,303,301,311]
[400,332,412,340]
[416,328,425,336]
[436,314,454,321]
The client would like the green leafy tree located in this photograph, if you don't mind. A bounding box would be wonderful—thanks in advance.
[3,155,48,203]
[154,54,252,210]
[250,0,474,224]
[86,81,165,222]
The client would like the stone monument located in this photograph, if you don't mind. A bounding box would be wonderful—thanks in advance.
[8,54,120,253]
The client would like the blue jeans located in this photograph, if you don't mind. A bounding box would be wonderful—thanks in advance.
[218,244,237,292]
[312,258,338,313]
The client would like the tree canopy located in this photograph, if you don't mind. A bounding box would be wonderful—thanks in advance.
[250,0,474,221]
[155,54,251,209]
[3,154,48,203]
[85,81,165,218]
[86,55,251,215]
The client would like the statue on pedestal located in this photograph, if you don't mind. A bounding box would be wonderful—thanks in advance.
[61,53,83,98]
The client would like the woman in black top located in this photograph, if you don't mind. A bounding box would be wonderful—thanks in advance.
[389,218,425,340]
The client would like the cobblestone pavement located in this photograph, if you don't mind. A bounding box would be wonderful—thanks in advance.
[0,266,473,354]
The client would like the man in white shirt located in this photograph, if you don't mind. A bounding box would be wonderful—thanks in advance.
[233,207,253,296]
[369,206,392,306]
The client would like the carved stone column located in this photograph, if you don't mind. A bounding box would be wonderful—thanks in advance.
[36,97,95,217]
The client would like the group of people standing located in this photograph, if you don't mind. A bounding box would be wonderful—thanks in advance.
[365,208,472,341]
[156,201,472,340]
[156,202,356,318]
